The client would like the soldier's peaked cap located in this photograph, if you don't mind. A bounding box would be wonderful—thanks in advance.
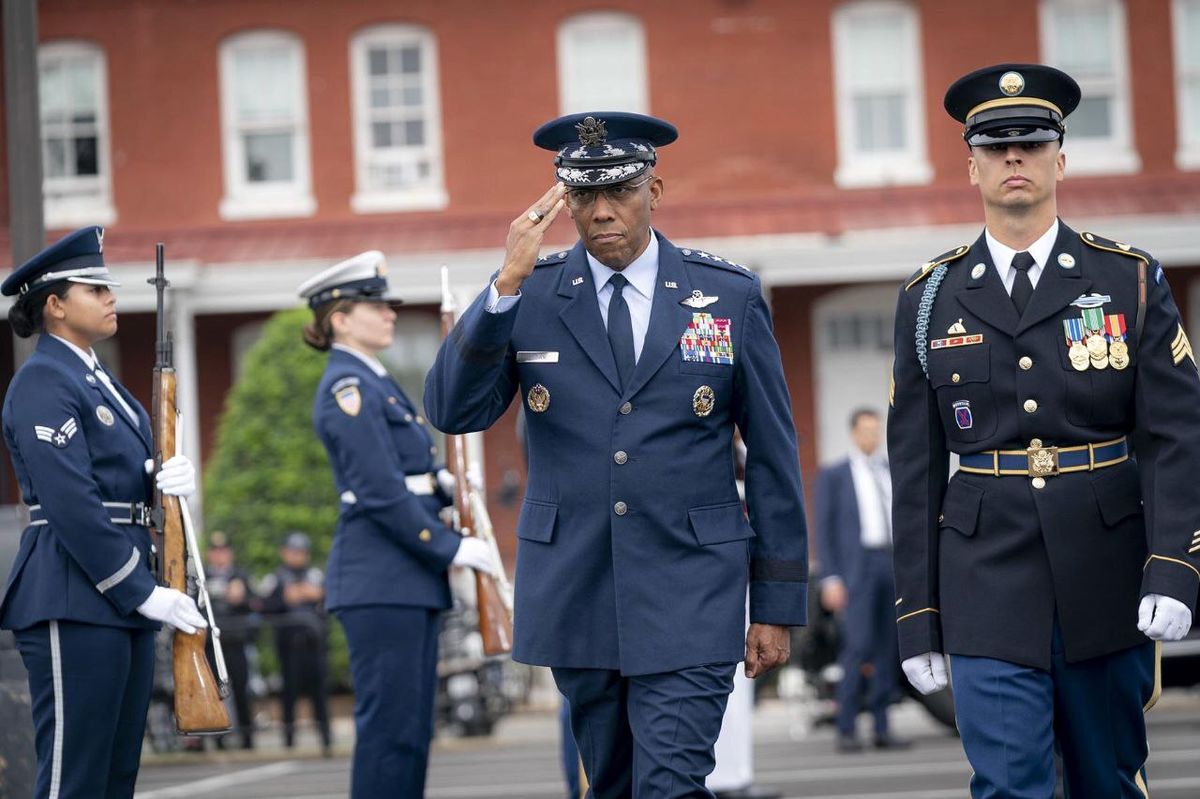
[297,250,402,310]
[533,111,678,188]
[2,225,118,297]
[945,63,1081,146]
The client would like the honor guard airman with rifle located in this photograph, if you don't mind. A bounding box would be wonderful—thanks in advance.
[889,65,1200,797]
[425,112,809,798]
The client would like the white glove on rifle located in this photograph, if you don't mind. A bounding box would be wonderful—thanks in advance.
[452,536,497,577]
[145,455,197,498]
[901,651,949,695]
[1138,594,1193,641]
[437,463,484,495]
[137,586,208,634]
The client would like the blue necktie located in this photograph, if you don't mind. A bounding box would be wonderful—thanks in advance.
[607,274,635,390]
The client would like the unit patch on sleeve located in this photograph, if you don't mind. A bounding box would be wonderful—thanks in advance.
[35,417,78,448]
[332,377,362,417]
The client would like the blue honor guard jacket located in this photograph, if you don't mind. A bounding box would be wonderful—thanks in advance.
[424,232,808,676]
[1,335,158,631]
[314,348,460,612]
[889,222,1200,669]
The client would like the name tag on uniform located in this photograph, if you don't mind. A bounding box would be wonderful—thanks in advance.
[516,351,560,364]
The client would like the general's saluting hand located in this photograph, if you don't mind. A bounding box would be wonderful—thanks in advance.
[495,183,567,297]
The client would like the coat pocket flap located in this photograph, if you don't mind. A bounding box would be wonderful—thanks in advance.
[516,499,558,543]
[928,345,991,389]
[688,501,755,545]
[1091,468,1143,526]
[940,480,984,537]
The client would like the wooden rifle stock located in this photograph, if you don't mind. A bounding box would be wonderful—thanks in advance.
[440,269,513,656]
[149,245,230,735]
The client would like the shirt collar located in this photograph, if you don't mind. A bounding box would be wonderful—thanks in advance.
[848,445,887,470]
[50,334,98,371]
[332,343,389,377]
[985,218,1059,276]
[587,229,659,301]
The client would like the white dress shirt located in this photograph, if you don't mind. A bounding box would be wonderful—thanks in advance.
[985,218,1059,295]
[51,334,139,425]
[848,447,892,549]
[485,230,659,363]
[332,343,389,378]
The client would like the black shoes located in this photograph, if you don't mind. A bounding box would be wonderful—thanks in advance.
[873,734,913,750]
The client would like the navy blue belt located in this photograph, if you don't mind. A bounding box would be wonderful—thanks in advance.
[959,437,1128,477]
[28,500,152,527]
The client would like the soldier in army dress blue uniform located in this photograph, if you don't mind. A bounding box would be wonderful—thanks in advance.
[0,226,205,798]
[424,113,809,798]
[298,252,495,798]
[889,65,1200,798]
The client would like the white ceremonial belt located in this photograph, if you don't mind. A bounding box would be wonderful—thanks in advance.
[405,473,438,496]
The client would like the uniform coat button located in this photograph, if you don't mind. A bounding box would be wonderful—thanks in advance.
[951,373,961,383]
[1031,477,1046,489]
[1019,356,1033,370]
[619,402,632,415]
[614,502,627,516]
[614,451,628,465]
[404,413,414,422]
[1023,399,1038,413]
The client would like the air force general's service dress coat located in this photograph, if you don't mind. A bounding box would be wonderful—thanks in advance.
[425,233,809,676]
[889,223,1200,669]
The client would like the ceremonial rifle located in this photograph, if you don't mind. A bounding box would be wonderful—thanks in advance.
[149,244,232,734]
[440,267,514,656]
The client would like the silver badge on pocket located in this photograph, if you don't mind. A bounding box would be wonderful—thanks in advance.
[96,406,115,426]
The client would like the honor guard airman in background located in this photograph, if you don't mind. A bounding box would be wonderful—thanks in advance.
[424,112,809,798]
[0,227,204,798]
[299,253,495,798]
[889,65,1200,798]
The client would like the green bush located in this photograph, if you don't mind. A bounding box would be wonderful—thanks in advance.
[202,307,349,685]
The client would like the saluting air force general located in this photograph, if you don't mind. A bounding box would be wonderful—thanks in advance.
[425,112,809,798]
[890,65,1200,798]
[298,252,496,799]
[0,227,203,799]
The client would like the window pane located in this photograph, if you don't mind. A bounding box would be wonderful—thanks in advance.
[845,13,906,84]
[368,47,389,76]
[402,85,423,106]
[1183,2,1200,70]
[234,45,297,122]
[244,132,294,182]
[370,87,390,109]
[400,45,421,74]
[66,60,97,110]
[372,121,392,147]
[74,136,98,176]
[1053,6,1113,76]
[39,63,66,115]
[1069,95,1112,138]
[1182,81,1200,140]
[559,15,647,113]
[853,94,905,151]
[404,119,424,146]
[44,137,68,178]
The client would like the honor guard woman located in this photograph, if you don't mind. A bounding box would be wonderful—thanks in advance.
[298,252,494,798]
[0,226,205,799]
[890,66,1200,797]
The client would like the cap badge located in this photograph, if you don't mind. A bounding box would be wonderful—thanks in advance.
[96,227,104,253]
[575,116,608,147]
[999,71,1025,97]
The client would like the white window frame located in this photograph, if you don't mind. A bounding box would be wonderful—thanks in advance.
[1039,0,1140,175]
[831,1,932,188]
[38,41,116,228]
[1173,0,1200,169]
[556,11,649,115]
[349,24,447,213]
[218,30,315,221]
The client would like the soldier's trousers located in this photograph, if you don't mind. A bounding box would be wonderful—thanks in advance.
[14,620,155,799]
[951,622,1156,799]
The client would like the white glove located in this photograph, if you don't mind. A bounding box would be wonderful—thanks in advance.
[901,651,949,695]
[437,463,484,495]
[1138,594,1193,641]
[452,536,496,577]
[137,586,208,634]
[154,455,196,498]
[437,468,457,496]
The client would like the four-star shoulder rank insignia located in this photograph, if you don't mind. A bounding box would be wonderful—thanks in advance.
[35,417,78,448]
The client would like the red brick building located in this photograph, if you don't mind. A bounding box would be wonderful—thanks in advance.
[3,0,1199,559]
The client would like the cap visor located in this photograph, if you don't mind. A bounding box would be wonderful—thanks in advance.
[68,275,121,288]
[967,125,1061,146]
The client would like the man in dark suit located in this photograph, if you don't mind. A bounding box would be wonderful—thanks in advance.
[890,64,1200,797]
[425,112,808,798]
[816,409,907,753]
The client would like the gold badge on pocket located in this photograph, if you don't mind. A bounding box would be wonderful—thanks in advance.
[693,385,715,417]
[527,384,550,413]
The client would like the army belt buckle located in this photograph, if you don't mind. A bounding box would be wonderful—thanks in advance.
[1026,440,1059,477]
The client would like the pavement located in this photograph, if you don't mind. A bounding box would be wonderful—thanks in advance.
[133,689,1200,798]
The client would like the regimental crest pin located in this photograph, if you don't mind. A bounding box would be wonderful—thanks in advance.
[35,417,78,448]
[971,263,986,280]
[96,405,115,426]
[680,289,719,309]
[953,400,973,430]
[1057,253,1076,269]
[693,385,715,417]
[947,319,967,335]
[527,383,550,413]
